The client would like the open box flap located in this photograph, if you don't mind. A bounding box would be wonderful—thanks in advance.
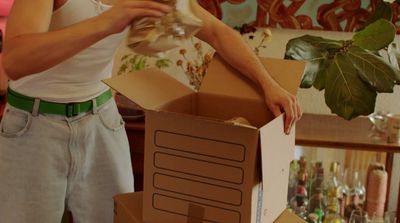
[103,68,194,110]
[259,115,295,222]
[199,55,305,102]
[274,209,306,223]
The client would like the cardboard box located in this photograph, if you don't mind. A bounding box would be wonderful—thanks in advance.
[105,55,305,223]
[114,192,143,223]
[114,192,306,223]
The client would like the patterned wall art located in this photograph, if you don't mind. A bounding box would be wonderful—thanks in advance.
[197,0,400,32]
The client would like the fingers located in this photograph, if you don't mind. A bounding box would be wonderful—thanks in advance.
[281,95,302,135]
[102,0,173,33]
[264,85,301,135]
[296,99,303,120]
[282,99,295,135]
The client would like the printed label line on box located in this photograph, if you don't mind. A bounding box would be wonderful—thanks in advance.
[154,130,246,162]
[152,193,241,223]
[153,173,243,206]
[154,152,244,184]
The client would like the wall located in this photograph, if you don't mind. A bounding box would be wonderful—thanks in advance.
[215,0,400,32]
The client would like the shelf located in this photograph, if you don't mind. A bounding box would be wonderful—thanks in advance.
[296,113,400,153]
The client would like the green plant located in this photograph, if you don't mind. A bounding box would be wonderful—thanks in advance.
[285,0,400,120]
[176,40,213,90]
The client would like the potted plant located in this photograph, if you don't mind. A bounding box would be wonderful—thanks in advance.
[284,0,400,120]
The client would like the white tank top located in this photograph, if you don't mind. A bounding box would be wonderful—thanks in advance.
[9,0,127,102]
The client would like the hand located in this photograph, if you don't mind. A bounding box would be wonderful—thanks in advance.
[263,83,302,135]
[98,0,172,34]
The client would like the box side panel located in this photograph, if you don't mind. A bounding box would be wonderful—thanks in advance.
[155,130,246,162]
[198,92,272,128]
[153,193,241,223]
[154,152,244,184]
[153,173,243,205]
[143,111,259,223]
[157,93,198,115]
[103,68,194,110]
[259,115,295,222]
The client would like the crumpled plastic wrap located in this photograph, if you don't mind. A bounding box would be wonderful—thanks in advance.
[127,0,203,57]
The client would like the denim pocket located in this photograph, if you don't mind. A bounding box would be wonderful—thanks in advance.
[98,100,125,131]
[0,105,32,137]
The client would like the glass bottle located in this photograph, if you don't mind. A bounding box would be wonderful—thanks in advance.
[288,160,300,205]
[309,162,324,196]
[324,203,345,223]
[308,165,326,223]
[352,171,366,204]
[344,188,363,220]
[308,188,325,223]
[289,171,309,221]
[338,167,350,217]
[298,156,309,188]
[323,162,344,223]
[344,170,365,220]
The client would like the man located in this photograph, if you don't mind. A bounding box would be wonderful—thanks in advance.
[1,0,301,222]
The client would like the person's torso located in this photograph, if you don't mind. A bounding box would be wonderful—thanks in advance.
[10,0,126,102]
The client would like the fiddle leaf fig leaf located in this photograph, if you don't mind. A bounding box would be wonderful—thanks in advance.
[325,54,377,120]
[285,35,341,88]
[291,35,344,49]
[347,45,398,92]
[353,19,396,51]
[313,60,332,91]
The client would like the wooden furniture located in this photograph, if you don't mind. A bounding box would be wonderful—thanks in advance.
[124,119,145,191]
[296,113,400,222]
[296,113,400,153]
[0,96,5,116]
[296,113,397,205]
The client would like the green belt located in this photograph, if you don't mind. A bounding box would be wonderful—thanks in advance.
[7,88,112,117]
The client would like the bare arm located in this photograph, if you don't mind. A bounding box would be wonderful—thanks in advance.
[2,0,171,80]
[193,3,301,134]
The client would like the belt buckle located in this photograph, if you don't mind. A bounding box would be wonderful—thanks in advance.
[66,103,81,117]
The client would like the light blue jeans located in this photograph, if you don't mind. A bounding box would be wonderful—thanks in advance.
[0,98,134,223]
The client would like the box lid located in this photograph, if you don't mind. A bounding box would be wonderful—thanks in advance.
[104,68,194,110]
[199,55,305,101]
[274,209,307,223]
[260,114,296,222]
[104,55,305,114]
